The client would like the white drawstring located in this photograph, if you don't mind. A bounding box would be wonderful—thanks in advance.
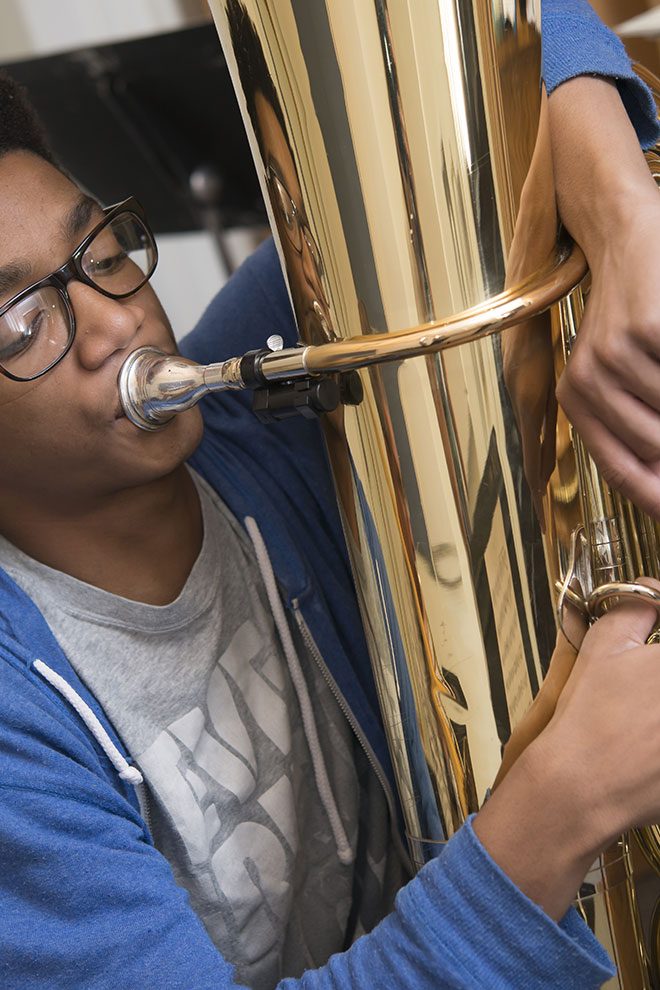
[245,516,354,866]
[33,524,354,865]
[33,658,143,786]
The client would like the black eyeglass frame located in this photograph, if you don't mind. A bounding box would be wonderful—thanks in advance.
[264,161,324,276]
[0,196,158,382]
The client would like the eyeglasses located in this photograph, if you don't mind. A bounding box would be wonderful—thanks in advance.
[265,162,324,276]
[0,197,158,382]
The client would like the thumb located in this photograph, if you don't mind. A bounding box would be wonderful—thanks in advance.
[585,577,660,653]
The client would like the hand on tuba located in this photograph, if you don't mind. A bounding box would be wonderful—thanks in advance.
[491,602,586,790]
[557,203,660,517]
[476,581,660,922]
[549,76,660,519]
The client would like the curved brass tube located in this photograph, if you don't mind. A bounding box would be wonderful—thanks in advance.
[119,241,586,430]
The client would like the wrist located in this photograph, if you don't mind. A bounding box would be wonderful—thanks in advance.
[521,736,613,858]
[548,74,660,265]
[475,737,604,919]
[567,180,660,269]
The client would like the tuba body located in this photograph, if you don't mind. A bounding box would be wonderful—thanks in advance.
[207,2,660,986]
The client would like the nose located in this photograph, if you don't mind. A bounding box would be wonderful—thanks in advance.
[67,280,144,371]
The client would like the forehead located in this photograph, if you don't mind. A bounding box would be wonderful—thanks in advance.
[254,92,302,198]
[0,151,91,262]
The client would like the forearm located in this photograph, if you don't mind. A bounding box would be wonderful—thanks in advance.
[474,737,601,921]
[282,808,613,989]
[542,0,660,153]
[548,75,658,265]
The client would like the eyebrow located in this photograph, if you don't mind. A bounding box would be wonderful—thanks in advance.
[0,195,103,301]
[0,260,33,297]
[60,194,103,242]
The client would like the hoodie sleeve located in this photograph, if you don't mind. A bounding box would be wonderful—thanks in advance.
[0,756,614,990]
[543,0,660,149]
[288,818,614,990]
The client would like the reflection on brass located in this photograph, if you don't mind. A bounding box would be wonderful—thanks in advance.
[637,828,660,876]
[119,242,586,428]
[652,898,660,979]
[206,2,660,985]
[555,282,660,989]
[598,841,651,988]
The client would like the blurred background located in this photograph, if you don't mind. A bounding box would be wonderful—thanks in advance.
[0,0,268,339]
[0,0,657,339]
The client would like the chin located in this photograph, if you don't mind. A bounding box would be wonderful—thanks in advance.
[118,405,205,485]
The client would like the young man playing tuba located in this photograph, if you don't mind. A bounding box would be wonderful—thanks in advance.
[1,2,660,987]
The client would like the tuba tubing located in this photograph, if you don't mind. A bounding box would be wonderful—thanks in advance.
[166,3,660,986]
[119,239,586,427]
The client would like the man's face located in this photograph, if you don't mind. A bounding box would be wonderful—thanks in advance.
[255,93,333,345]
[0,151,203,512]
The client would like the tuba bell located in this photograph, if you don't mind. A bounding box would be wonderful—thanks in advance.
[119,2,660,985]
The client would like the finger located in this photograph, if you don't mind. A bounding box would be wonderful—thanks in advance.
[635,576,660,594]
[584,583,660,652]
[542,631,581,703]
[554,404,660,520]
[608,347,660,415]
[493,626,580,790]
[564,367,660,463]
[556,598,588,655]
[578,320,660,416]
[593,387,660,463]
[629,575,660,632]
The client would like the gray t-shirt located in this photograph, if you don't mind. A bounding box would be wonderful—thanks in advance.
[0,471,401,989]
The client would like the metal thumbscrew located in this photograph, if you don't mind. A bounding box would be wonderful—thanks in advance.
[266,334,284,351]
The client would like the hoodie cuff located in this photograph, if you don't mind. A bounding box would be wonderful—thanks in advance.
[543,0,660,150]
[396,817,615,989]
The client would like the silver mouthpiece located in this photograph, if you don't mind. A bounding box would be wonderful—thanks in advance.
[118,344,311,432]
[118,347,247,431]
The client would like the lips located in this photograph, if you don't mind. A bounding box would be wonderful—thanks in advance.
[112,343,179,424]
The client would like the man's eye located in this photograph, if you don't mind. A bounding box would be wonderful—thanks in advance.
[0,311,43,361]
[89,250,128,276]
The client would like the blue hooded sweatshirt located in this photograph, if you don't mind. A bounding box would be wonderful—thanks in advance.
[0,4,657,988]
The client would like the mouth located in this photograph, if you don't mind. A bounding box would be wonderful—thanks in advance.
[112,344,177,424]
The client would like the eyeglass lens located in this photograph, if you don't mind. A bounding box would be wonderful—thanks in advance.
[81,214,154,295]
[0,286,70,380]
[0,212,155,380]
[268,169,324,276]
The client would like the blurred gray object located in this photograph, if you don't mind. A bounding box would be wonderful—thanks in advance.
[1,24,266,249]
[617,8,660,38]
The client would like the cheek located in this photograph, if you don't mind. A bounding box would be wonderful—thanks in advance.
[0,400,96,484]
[0,375,44,410]
[0,378,204,503]
[143,290,175,342]
[0,372,105,499]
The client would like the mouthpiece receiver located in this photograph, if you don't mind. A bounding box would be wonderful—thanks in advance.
[118,344,310,431]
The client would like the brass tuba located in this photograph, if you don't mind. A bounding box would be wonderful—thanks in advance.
[122,1,660,985]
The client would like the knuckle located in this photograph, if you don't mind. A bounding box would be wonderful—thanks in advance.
[632,312,660,346]
[597,336,623,373]
[563,354,593,397]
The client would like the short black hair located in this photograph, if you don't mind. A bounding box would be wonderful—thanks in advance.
[0,70,56,164]
[225,0,288,153]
